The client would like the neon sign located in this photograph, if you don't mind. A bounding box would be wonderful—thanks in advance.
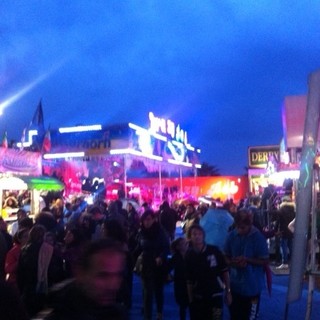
[208,180,239,197]
[59,124,102,133]
[16,130,38,148]
[149,112,188,145]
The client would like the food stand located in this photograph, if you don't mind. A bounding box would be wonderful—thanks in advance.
[0,175,64,220]
[0,147,64,220]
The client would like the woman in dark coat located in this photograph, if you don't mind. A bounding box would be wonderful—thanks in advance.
[134,210,170,320]
[17,225,56,317]
[61,227,85,278]
[126,202,140,251]
[275,200,296,269]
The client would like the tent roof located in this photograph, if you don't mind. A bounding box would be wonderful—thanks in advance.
[282,95,306,149]
[281,95,319,149]
[0,175,64,191]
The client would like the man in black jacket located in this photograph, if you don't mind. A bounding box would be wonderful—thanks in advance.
[159,201,178,241]
[45,239,128,320]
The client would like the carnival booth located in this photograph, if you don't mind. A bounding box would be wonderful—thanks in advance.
[0,175,64,220]
[0,147,64,220]
[128,175,248,204]
[40,112,201,203]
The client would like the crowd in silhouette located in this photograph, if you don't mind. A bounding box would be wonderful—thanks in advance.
[0,189,299,320]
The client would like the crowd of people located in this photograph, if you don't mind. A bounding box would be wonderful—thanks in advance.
[0,191,299,320]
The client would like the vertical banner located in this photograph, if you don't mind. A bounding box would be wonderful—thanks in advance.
[287,70,320,303]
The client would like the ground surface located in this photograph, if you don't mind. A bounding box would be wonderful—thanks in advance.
[129,227,320,320]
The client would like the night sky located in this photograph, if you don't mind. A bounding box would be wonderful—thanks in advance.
[1,1,320,175]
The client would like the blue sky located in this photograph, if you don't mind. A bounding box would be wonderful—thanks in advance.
[1,1,320,175]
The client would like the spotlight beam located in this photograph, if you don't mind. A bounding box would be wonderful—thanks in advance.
[0,59,67,115]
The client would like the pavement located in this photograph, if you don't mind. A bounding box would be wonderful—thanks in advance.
[129,227,320,320]
[129,266,320,320]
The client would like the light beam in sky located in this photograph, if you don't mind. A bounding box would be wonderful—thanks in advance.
[0,60,66,115]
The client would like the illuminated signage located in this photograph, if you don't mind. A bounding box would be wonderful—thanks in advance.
[149,112,188,145]
[49,129,111,155]
[59,125,102,133]
[25,114,201,168]
[43,152,85,159]
[16,130,38,148]
[248,146,280,169]
[0,147,41,175]
[208,180,239,197]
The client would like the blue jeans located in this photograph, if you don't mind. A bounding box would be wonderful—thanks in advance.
[280,237,293,264]
[229,293,260,320]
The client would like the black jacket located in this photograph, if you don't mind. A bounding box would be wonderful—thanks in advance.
[275,203,295,239]
[159,207,178,237]
[134,222,170,276]
[168,252,189,306]
[45,281,128,320]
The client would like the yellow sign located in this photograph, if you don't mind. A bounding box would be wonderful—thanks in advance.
[248,145,280,168]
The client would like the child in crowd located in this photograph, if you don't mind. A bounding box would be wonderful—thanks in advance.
[186,224,231,320]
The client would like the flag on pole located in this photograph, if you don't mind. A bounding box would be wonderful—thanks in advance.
[20,127,26,150]
[29,99,46,151]
[42,128,51,153]
[30,99,45,137]
[2,131,8,148]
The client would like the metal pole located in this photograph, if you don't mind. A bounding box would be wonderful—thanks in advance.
[194,166,197,199]
[159,164,162,202]
[30,189,33,215]
[124,155,127,198]
[305,167,319,320]
[179,167,183,198]
[0,189,2,216]
[287,70,320,303]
